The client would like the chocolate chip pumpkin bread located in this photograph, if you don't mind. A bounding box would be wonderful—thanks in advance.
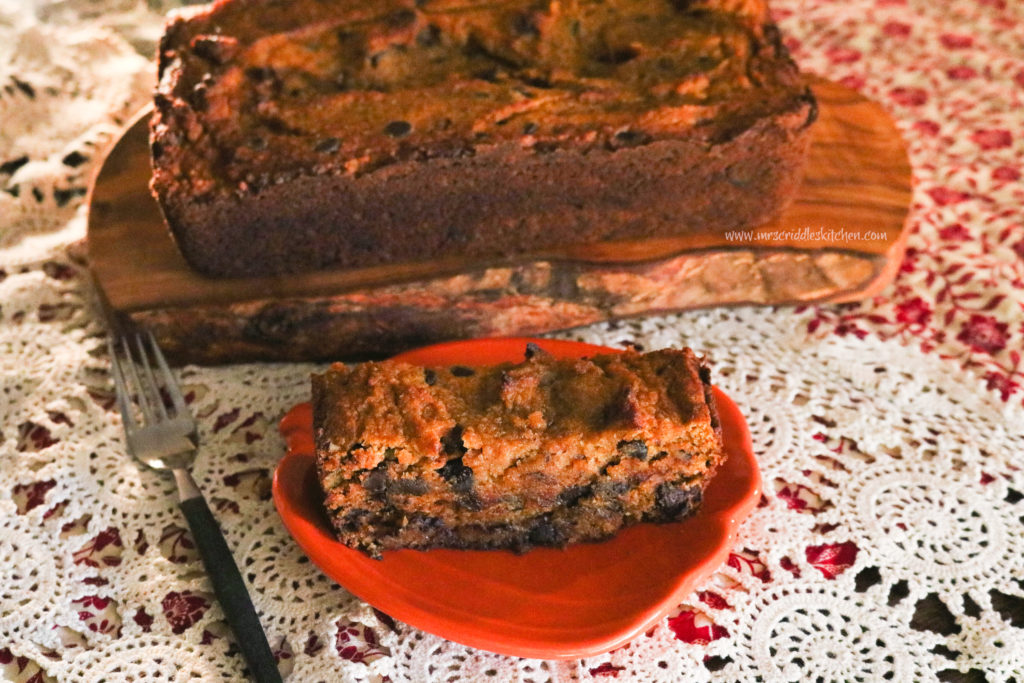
[151,0,815,277]
[311,345,725,556]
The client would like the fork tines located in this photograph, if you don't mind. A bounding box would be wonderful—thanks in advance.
[108,329,188,428]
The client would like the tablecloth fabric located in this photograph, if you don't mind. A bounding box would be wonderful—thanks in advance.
[1,0,1023,681]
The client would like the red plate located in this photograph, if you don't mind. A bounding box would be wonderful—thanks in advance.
[273,338,761,659]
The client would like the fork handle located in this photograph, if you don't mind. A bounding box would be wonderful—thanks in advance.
[175,470,283,683]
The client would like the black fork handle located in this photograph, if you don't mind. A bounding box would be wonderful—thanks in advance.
[175,470,282,683]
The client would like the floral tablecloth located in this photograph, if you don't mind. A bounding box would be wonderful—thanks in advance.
[2,0,1023,681]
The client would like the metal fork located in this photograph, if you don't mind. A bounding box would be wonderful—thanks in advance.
[109,329,282,683]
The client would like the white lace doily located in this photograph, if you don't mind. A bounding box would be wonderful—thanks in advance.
[2,0,1023,681]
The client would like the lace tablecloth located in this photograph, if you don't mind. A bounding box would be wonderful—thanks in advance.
[2,0,1023,680]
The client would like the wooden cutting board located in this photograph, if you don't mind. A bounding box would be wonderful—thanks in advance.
[87,78,911,365]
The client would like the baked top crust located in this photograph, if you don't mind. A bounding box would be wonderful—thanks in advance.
[151,0,809,204]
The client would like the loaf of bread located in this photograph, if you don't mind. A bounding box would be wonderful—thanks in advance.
[311,345,725,556]
[151,0,815,277]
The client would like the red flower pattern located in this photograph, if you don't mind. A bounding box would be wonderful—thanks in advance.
[161,591,210,635]
[667,610,729,645]
[589,663,626,677]
[792,0,1024,407]
[132,608,154,633]
[927,187,971,206]
[805,542,859,579]
[726,551,772,582]
[72,595,121,636]
[957,315,1009,354]
[888,86,928,107]
[73,528,123,568]
[971,129,1013,150]
[939,33,974,49]
[937,223,971,242]
[882,21,910,37]
[334,622,388,664]
[894,297,932,326]
[11,480,56,514]
[992,166,1020,182]
[159,525,197,564]
[947,66,978,80]
[15,422,57,452]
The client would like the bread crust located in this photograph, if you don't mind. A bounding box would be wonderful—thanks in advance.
[151,0,815,276]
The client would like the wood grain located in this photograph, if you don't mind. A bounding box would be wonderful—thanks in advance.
[87,78,912,365]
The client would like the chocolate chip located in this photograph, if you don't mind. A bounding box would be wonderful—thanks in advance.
[440,425,466,457]
[443,223,469,245]
[384,120,412,138]
[191,35,238,64]
[522,121,538,134]
[386,9,417,27]
[416,25,441,46]
[249,137,268,151]
[597,45,640,65]
[524,342,548,359]
[655,482,701,519]
[62,151,88,168]
[189,84,208,112]
[528,517,565,546]
[245,66,273,81]
[474,67,500,83]
[261,116,304,136]
[460,493,484,511]
[511,13,539,37]
[423,368,438,385]
[451,366,474,377]
[340,508,371,531]
[557,485,592,507]
[617,439,648,460]
[436,456,474,494]
[391,478,429,496]
[698,364,711,384]
[613,129,650,146]
[363,468,388,496]
[314,137,340,153]
[596,480,630,497]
